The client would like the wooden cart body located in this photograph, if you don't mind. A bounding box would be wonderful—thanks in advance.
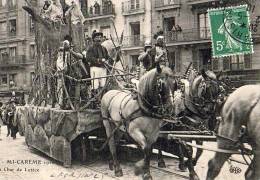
[15,105,103,167]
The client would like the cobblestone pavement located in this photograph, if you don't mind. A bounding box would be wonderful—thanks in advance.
[0,127,247,180]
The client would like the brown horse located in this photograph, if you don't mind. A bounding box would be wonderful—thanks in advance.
[157,70,221,180]
[207,85,260,180]
[101,66,176,180]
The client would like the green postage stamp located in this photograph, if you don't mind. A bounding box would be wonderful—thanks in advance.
[208,5,254,58]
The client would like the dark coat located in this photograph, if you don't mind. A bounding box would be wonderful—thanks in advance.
[86,43,110,67]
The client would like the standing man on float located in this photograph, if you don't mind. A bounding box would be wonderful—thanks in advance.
[86,30,110,94]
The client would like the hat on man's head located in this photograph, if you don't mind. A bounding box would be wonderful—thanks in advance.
[64,35,72,42]
[92,30,103,40]
[144,40,152,47]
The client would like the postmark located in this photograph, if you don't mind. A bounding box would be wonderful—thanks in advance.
[208,5,254,58]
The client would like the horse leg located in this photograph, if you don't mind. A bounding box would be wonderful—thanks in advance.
[206,152,231,180]
[178,142,186,171]
[131,129,152,179]
[245,150,260,180]
[157,145,166,168]
[103,120,123,177]
[7,125,10,137]
[192,140,203,166]
[184,144,199,180]
[142,145,153,180]
[245,155,255,180]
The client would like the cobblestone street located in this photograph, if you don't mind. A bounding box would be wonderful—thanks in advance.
[0,127,247,180]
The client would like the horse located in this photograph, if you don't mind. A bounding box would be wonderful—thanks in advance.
[157,69,221,180]
[207,85,260,180]
[101,65,176,180]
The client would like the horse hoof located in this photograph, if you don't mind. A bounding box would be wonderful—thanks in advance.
[108,161,113,171]
[143,173,153,180]
[135,160,145,176]
[178,163,187,172]
[158,161,166,168]
[115,169,123,177]
[134,165,143,176]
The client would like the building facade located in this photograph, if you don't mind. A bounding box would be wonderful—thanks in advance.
[151,0,260,85]
[82,0,260,85]
[0,0,36,100]
[1,0,259,100]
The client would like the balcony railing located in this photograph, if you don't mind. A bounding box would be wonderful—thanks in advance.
[122,35,145,48]
[87,4,115,19]
[8,2,17,10]
[9,31,16,37]
[155,0,181,10]
[187,0,219,6]
[122,1,145,15]
[0,55,27,66]
[165,28,211,43]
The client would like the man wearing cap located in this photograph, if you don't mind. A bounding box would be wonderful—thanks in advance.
[138,40,154,78]
[86,30,110,92]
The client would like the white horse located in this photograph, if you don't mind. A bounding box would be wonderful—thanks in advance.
[207,85,260,180]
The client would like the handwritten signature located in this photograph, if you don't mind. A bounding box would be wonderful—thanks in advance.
[50,171,104,179]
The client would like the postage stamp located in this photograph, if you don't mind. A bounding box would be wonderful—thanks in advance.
[208,5,254,58]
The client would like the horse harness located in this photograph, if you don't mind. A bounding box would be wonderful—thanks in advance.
[215,95,260,168]
[104,90,143,130]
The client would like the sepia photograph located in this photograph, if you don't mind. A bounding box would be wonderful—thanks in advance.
[0,0,259,179]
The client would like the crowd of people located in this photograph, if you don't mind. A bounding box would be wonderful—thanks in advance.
[54,29,171,109]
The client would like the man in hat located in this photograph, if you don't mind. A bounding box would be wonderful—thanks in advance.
[138,40,154,78]
[85,30,110,92]
[153,31,169,67]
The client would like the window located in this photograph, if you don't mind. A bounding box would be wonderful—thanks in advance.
[223,57,230,71]
[130,0,140,10]
[168,51,176,70]
[8,0,16,8]
[103,0,113,15]
[130,55,139,72]
[212,58,219,71]
[130,22,140,46]
[230,55,247,70]
[0,74,7,85]
[94,2,100,15]
[9,19,16,35]
[30,45,36,59]
[0,48,8,62]
[198,13,210,39]
[9,47,16,63]
[244,54,252,69]
[30,72,35,85]
[29,16,35,33]
[9,74,17,87]
[222,54,251,71]
[0,0,7,7]
[163,17,175,32]
[100,26,110,40]
[0,21,7,33]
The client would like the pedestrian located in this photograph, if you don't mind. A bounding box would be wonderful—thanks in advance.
[0,101,3,140]
[153,31,169,67]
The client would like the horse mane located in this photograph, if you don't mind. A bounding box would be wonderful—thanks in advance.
[138,66,173,105]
